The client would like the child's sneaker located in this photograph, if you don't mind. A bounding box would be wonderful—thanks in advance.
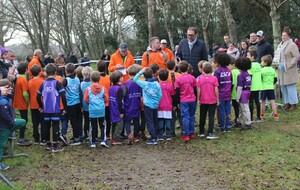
[198,133,205,138]
[69,138,81,146]
[52,146,64,153]
[274,114,279,122]
[59,135,69,146]
[180,135,190,142]
[139,131,148,141]
[90,142,96,148]
[85,138,90,143]
[226,128,231,133]
[40,140,47,146]
[133,137,140,142]
[206,133,219,140]
[166,137,171,141]
[158,138,164,141]
[17,139,32,146]
[189,133,195,139]
[0,163,9,170]
[240,124,252,131]
[100,140,109,148]
[111,140,123,145]
[146,139,158,145]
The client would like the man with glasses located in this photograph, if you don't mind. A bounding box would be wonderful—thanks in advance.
[160,39,174,61]
[108,42,135,82]
[177,27,208,77]
[249,32,259,47]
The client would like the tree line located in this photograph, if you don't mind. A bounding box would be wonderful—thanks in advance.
[1,0,300,58]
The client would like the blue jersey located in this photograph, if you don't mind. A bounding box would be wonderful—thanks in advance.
[81,80,92,111]
[87,87,105,118]
[65,77,80,106]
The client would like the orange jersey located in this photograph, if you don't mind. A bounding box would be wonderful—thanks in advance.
[141,49,167,69]
[13,75,28,110]
[28,77,44,109]
[55,75,64,110]
[162,47,175,61]
[99,74,111,106]
[28,56,43,80]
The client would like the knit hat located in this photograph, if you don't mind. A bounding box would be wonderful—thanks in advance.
[0,46,8,56]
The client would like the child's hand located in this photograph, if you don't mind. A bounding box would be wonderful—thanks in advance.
[120,114,124,118]
[62,110,67,115]
[39,108,43,113]
[142,67,148,72]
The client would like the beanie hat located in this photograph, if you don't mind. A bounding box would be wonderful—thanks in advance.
[0,46,8,56]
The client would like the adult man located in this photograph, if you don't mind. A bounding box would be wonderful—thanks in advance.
[177,27,208,77]
[80,52,90,67]
[256,30,274,63]
[220,35,231,50]
[141,37,167,69]
[160,39,174,61]
[43,52,55,65]
[249,32,258,47]
[55,51,66,77]
[108,42,135,82]
[27,49,44,79]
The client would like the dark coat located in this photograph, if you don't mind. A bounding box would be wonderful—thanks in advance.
[0,96,14,130]
[257,40,274,63]
[177,38,208,77]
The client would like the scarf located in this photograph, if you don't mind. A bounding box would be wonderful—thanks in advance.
[188,38,197,51]
[274,39,292,71]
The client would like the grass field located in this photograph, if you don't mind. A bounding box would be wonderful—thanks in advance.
[0,103,299,189]
[0,65,299,189]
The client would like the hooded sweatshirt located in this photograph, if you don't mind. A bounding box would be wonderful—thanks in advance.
[84,83,106,118]
[141,46,166,69]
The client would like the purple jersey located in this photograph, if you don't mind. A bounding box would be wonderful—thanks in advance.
[237,71,251,103]
[214,67,232,100]
[109,85,123,123]
[124,80,142,118]
[40,79,61,113]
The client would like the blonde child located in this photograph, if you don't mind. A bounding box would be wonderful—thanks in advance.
[260,55,279,121]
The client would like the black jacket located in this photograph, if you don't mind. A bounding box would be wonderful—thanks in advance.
[0,96,14,130]
[257,40,274,63]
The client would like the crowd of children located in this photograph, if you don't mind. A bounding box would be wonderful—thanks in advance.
[0,51,281,169]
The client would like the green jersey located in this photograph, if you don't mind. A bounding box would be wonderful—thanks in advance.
[231,68,240,100]
[261,66,277,90]
[248,61,262,91]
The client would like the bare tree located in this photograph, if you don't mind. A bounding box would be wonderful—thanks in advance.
[221,0,238,44]
[147,0,156,39]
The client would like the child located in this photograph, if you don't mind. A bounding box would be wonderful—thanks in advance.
[81,66,93,142]
[197,62,219,139]
[54,72,68,145]
[133,67,162,145]
[158,69,175,140]
[214,53,232,132]
[37,64,67,152]
[28,65,44,144]
[260,55,279,121]
[62,63,82,145]
[166,60,182,137]
[123,64,142,144]
[13,62,31,146]
[97,60,111,139]
[229,58,241,126]
[149,63,159,78]
[247,50,263,122]
[0,79,26,170]
[174,61,197,142]
[235,57,252,130]
[76,66,84,82]
[196,60,205,82]
[84,71,108,148]
[109,71,125,145]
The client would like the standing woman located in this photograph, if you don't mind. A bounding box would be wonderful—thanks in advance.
[274,27,299,111]
[239,40,249,57]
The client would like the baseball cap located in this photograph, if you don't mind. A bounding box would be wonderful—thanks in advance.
[161,39,167,44]
[119,43,128,52]
[256,30,264,37]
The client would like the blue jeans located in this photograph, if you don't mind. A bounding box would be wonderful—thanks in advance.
[218,100,231,130]
[180,101,196,136]
[281,84,298,104]
[124,116,140,138]
[144,106,158,139]
[158,118,171,138]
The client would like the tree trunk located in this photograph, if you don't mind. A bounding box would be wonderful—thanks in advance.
[112,0,124,43]
[147,0,156,39]
[222,0,237,44]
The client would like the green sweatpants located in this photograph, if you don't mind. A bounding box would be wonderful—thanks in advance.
[0,119,26,161]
